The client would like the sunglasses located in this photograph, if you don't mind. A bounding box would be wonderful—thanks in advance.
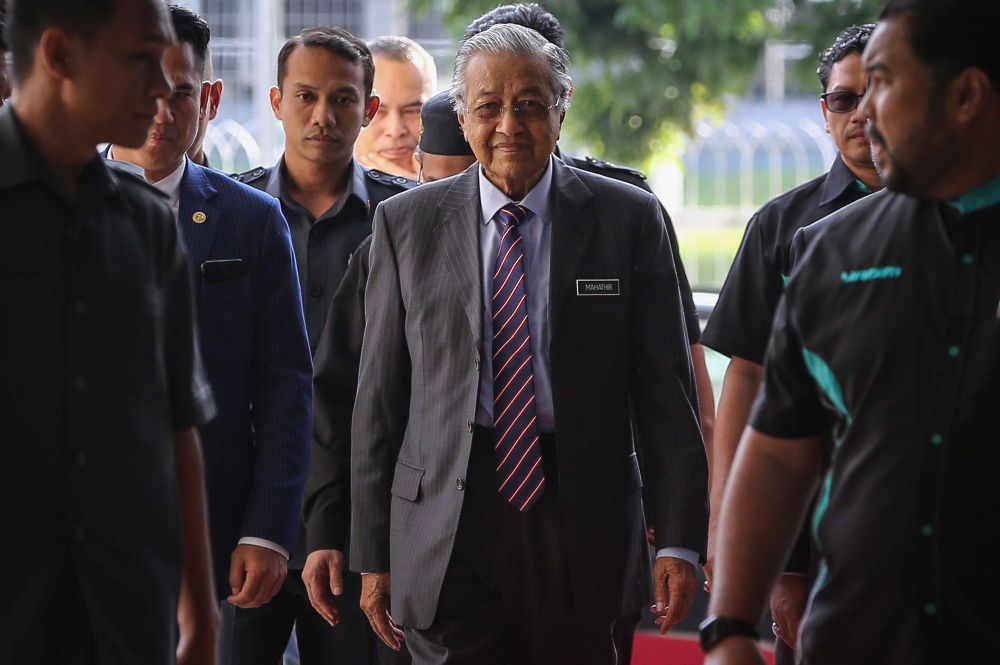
[821,90,866,114]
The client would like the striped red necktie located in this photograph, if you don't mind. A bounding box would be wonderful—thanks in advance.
[491,203,545,512]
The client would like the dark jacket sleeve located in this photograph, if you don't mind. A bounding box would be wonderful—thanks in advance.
[302,236,372,553]
[241,198,314,553]
[629,193,709,559]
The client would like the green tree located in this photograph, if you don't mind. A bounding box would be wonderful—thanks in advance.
[415,0,883,167]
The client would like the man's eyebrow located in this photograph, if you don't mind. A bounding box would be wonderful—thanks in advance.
[471,85,547,98]
[290,83,360,94]
[174,83,197,93]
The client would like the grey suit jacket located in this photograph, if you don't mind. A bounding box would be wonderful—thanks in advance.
[350,159,708,628]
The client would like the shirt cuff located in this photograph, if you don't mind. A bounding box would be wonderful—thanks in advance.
[655,547,699,568]
[238,537,290,560]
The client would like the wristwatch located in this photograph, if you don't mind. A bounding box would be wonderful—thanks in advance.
[698,614,759,652]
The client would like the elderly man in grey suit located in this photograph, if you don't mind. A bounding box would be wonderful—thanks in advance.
[350,24,708,664]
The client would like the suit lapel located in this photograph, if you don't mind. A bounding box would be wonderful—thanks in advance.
[433,166,483,350]
[548,160,595,340]
[177,161,221,275]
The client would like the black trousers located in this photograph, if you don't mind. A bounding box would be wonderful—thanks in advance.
[219,567,409,665]
[404,427,616,665]
[611,611,640,665]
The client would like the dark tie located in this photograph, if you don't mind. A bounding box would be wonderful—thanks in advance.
[491,203,545,512]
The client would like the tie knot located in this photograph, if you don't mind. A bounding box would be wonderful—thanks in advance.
[496,203,528,228]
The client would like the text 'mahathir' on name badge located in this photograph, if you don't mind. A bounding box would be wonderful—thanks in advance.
[576,279,620,296]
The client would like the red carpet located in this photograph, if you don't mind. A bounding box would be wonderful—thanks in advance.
[632,630,775,665]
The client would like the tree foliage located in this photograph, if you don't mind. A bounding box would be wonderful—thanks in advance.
[416,0,884,166]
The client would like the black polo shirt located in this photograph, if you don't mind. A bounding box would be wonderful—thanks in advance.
[0,106,215,663]
[751,177,1000,665]
[702,157,872,364]
[240,159,415,349]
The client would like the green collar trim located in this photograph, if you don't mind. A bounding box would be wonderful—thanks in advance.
[854,179,873,195]
[948,173,1000,214]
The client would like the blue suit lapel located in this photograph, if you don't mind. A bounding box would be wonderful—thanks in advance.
[177,161,221,275]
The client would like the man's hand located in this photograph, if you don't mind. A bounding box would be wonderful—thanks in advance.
[226,543,287,608]
[769,573,809,649]
[360,572,404,650]
[650,557,697,633]
[303,549,345,626]
[704,636,767,665]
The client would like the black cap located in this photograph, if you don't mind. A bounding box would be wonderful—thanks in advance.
[419,90,474,157]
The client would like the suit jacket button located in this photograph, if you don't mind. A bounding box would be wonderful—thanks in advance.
[456,478,465,491]
[308,284,324,298]
[467,419,473,433]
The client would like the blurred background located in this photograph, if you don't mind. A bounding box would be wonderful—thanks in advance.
[181,0,883,395]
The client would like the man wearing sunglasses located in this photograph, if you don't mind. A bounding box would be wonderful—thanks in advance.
[705,0,1000,661]
[699,23,880,665]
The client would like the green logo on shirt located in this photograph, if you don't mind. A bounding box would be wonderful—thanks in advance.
[840,266,903,283]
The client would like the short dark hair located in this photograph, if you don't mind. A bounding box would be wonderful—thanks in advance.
[5,0,117,81]
[1,2,8,51]
[817,24,874,91]
[879,0,999,89]
[463,3,565,49]
[168,4,210,77]
[276,26,374,97]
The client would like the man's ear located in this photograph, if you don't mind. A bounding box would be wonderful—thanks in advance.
[269,86,282,120]
[37,28,78,81]
[820,99,832,133]
[207,79,224,120]
[362,95,380,127]
[199,81,212,118]
[948,67,993,125]
[456,103,469,140]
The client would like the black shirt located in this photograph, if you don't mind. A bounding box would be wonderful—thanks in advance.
[702,157,872,364]
[238,159,415,349]
[751,179,1000,665]
[0,105,215,663]
[238,158,413,567]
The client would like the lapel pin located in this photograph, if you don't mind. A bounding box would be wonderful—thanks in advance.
[192,211,207,224]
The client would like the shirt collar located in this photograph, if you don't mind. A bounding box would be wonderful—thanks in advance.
[948,172,1000,215]
[0,104,41,189]
[820,155,869,206]
[478,155,554,226]
[0,104,117,202]
[145,156,187,210]
[273,156,368,219]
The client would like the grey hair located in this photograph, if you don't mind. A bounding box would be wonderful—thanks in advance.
[369,35,438,97]
[451,23,572,113]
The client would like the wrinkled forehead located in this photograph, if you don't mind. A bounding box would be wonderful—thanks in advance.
[465,52,554,99]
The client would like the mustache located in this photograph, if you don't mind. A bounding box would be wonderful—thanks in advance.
[306,130,342,140]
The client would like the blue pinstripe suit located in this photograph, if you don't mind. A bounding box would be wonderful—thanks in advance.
[178,161,313,599]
